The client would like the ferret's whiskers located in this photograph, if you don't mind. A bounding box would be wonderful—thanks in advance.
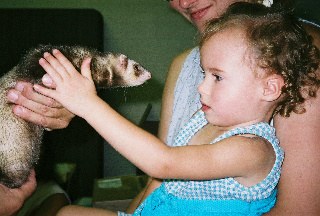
[123,88,128,103]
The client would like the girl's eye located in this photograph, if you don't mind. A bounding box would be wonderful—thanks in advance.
[213,74,223,81]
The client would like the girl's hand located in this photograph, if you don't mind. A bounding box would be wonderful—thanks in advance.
[34,49,97,118]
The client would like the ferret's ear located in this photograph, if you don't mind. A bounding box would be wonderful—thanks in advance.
[262,74,285,102]
[119,54,128,70]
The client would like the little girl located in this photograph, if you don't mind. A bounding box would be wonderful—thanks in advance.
[35,3,320,215]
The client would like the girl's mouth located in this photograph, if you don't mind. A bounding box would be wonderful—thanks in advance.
[201,103,210,112]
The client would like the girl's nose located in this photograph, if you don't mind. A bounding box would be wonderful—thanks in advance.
[179,0,197,9]
[198,79,207,95]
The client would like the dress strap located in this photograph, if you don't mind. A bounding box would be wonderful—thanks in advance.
[212,122,277,147]
[173,110,207,147]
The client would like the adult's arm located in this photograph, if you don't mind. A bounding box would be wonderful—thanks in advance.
[157,49,192,142]
[0,170,37,216]
[266,22,320,215]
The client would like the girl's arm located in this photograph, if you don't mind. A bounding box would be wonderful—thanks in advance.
[34,50,274,182]
[126,51,190,212]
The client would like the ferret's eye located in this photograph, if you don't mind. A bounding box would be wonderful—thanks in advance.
[134,64,142,76]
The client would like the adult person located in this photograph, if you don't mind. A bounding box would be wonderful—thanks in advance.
[0,170,36,216]
[6,0,320,215]
[130,1,320,215]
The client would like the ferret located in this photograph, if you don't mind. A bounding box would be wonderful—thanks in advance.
[0,44,151,188]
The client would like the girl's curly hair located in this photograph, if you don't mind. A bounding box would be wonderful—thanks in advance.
[200,2,320,117]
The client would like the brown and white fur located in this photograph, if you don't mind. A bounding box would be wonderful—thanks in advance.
[0,44,151,188]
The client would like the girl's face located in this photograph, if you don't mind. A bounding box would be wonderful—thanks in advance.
[198,28,265,128]
[169,0,243,32]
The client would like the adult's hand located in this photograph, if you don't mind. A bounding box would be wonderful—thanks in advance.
[0,170,37,216]
[7,77,74,130]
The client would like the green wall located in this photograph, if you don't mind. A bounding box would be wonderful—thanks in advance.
[0,0,197,121]
[1,1,319,121]
[295,1,320,24]
[1,0,319,179]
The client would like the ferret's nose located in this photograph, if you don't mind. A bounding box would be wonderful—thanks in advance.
[146,72,152,80]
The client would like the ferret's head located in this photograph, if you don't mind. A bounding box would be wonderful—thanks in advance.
[112,54,151,87]
[91,53,151,88]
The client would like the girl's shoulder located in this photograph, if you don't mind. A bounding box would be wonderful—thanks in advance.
[214,135,275,167]
[201,135,276,183]
[209,122,283,179]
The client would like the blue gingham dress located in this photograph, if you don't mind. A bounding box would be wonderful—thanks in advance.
[119,110,284,215]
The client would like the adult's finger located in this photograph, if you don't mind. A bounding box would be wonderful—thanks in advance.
[7,82,61,108]
[12,105,73,129]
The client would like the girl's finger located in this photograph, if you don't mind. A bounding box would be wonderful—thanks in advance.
[81,58,93,81]
[52,49,78,75]
[39,58,63,83]
[33,84,57,100]
[42,74,57,88]
[43,52,69,77]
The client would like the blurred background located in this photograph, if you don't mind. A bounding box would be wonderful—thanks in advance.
[0,0,318,213]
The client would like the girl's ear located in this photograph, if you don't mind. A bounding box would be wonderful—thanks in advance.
[262,74,285,102]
